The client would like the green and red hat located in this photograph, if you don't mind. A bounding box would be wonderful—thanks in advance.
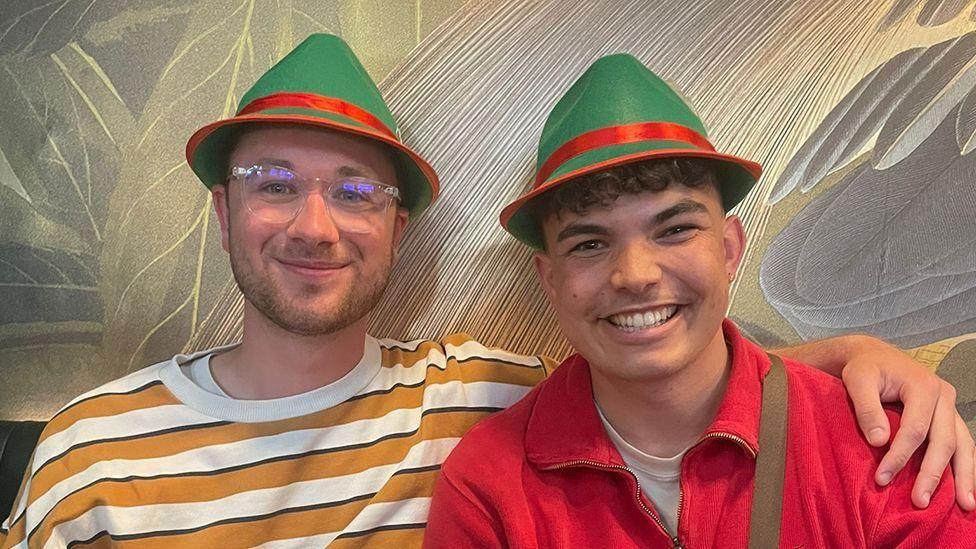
[500,54,762,248]
[186,33,438,218]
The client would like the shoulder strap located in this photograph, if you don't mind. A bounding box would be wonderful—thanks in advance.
[748,353,789,549]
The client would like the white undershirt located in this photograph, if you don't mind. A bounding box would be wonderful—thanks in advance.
[597,405,687,536]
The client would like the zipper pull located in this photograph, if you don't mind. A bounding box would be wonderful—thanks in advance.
[671,536,684,548]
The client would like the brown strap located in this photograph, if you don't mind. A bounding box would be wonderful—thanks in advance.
[748,354,789,549]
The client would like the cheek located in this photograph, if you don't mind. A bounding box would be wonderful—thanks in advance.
[231,218,278,255]
[555,271,600,311]
[674,249,726,285]
[348,231,394,262]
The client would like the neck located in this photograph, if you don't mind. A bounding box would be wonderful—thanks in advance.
[210,302,369,399]
[592,328,731,458]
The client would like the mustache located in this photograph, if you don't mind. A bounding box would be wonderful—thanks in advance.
[274,244,351,263]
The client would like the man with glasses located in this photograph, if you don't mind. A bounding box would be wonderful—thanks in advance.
[2,34,973,548]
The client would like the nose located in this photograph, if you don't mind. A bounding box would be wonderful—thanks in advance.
[285,192,341,245]
[609,239,662,294]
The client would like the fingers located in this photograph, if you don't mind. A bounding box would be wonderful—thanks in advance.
[842,365,890,447]
[951,414,976,511]
[908,383,957,508]
[875,376,940,488]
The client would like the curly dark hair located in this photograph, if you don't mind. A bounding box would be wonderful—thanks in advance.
[535,157,717,221]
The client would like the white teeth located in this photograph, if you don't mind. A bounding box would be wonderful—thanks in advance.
[607,305,677,330]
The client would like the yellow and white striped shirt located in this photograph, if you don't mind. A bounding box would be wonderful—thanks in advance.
[1,334,553,548]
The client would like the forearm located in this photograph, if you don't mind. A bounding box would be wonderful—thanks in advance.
[769,334,884,378]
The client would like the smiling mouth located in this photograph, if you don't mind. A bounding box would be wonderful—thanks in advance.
[276,258,350,274]
[605,305,679,332]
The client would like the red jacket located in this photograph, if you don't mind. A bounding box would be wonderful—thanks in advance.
[424,321,974,548]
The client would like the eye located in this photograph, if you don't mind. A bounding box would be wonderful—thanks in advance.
[660,224,699,240]
[331,184,369,204]
[259,181,296,195]
[567,239,607,256]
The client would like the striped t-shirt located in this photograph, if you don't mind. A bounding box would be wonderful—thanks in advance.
[1,334,554,548]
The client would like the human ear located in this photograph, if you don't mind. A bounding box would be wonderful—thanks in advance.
[533,251,559,302]
[722,214,747,279]
[211,185,231,253]
[391,207,410,257]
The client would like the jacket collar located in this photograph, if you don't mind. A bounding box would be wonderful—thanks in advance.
[525,319,770,468]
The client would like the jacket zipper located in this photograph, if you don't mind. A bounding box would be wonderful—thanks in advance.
[699,432,756,458]
[543,459,683,548]
[543,432,754,548]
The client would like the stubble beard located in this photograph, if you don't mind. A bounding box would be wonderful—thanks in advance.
[229,240,393,337]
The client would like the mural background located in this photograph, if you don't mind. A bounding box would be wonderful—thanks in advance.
[1,0,974,434]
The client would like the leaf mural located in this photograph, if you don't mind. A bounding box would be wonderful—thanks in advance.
[919,0,974,26]
[0,36,134,346]
[0,49,129,246]
[0,242,101,346]
[0,145,31,203]
[0,24,137,417]
[770,32,976,203]
[0,0,109,57]
[80,2,195,113]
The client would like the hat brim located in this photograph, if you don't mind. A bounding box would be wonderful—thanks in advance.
[185,110,439,219]
[500,144,762,249]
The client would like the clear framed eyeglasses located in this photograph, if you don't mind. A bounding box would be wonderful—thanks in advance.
[229,164,401,234]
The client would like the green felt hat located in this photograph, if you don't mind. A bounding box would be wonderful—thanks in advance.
[186,33,438,218]
[500,54,762,248]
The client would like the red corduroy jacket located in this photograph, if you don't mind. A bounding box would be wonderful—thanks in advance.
[424,320,974,548]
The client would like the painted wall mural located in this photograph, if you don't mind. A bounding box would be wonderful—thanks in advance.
[1,0,974,433]
[762,31,976,349]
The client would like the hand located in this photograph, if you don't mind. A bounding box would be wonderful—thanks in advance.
[839,336,975,510]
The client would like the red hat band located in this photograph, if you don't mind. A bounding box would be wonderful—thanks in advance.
[238,92,398,140]
[536,121,715,185]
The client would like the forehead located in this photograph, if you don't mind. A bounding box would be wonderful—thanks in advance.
[545,183,722,228]
[230,125,395,178]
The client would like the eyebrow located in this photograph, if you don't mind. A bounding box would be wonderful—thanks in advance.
[554,198,711,243]
[555,223,611,243]
[337,165,373,178]
[253,158,295,169]
[652,199,709,225]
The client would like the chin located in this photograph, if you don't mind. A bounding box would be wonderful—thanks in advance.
[585,344,684,379]
[616,355,682,381]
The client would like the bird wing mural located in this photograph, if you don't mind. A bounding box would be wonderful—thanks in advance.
[762,31,976,347]
[880,0,976,31]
